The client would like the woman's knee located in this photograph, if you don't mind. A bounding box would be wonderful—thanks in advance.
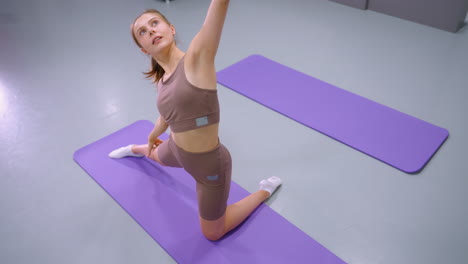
[199,215,225,241]
[202,229,224,241]
[150,148,166,166]
[153,140,183,168]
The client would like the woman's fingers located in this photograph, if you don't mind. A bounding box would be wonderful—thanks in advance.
[147,138,163,157]
[147,143,154,157]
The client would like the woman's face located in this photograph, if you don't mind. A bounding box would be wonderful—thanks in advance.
[133,13,175,55]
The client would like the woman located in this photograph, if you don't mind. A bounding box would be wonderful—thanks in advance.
[109,1,282,241]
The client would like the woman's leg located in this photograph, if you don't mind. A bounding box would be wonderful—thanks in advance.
[130,144,166,165]
[131,145,149,156]
[195,144,282,241]
[224,189,271,232]
[200,189,270,241]
[200,177,281,241]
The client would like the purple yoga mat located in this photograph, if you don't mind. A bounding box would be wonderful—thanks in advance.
[73,120,346,264]
[217,54,448,173]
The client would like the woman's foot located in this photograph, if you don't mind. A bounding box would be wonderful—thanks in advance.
[259,176,282,197]
[108,145,144,158]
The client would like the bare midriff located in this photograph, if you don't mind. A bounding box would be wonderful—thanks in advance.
[171,123,219,153]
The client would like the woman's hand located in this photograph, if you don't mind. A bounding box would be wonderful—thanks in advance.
[147,131,164,157]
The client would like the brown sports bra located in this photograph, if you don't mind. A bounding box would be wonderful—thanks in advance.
[156,56,220,133]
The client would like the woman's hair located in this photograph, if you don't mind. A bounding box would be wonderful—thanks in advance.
[131,9,174,83]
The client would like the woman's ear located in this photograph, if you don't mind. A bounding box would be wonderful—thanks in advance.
[171,24,176,36]
[141,48,150,55]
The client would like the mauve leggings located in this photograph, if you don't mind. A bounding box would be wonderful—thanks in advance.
[157,135,231,221]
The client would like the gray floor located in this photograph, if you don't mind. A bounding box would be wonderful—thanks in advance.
[1,0,467,263]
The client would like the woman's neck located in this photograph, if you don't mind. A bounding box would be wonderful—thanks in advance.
[154,47,185,76]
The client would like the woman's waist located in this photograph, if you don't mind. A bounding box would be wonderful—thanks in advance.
[171,124,219,153]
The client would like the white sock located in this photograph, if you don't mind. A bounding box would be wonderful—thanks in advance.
[108,144,144,158]
[259,176,282,196]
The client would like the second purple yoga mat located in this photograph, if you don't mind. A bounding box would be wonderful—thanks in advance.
[73,120,347,264]
[217,54,448,173]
